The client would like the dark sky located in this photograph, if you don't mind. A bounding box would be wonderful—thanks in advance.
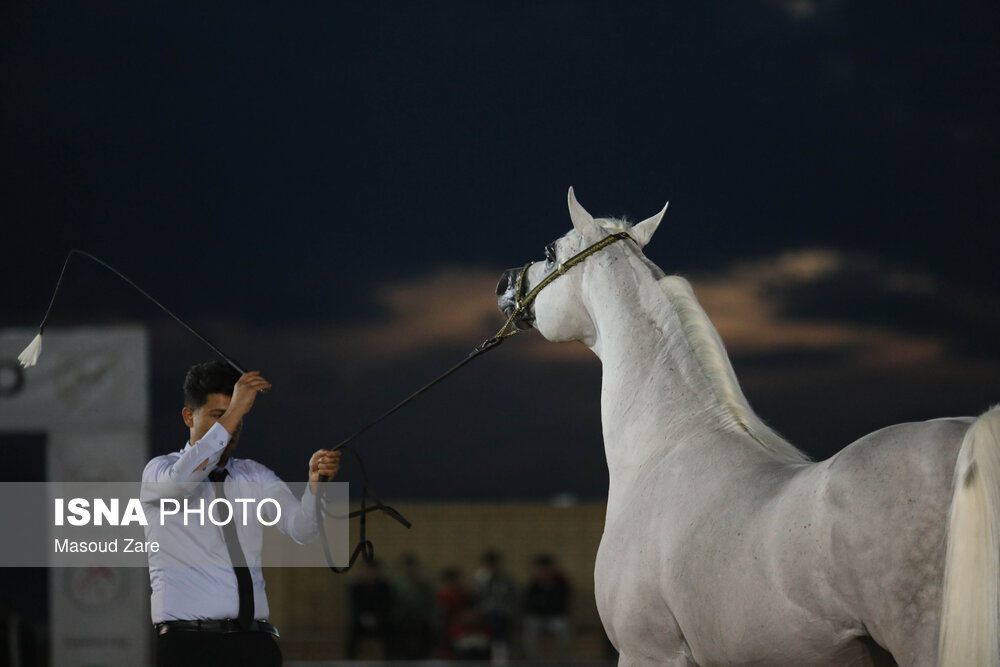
[2,1,998,501]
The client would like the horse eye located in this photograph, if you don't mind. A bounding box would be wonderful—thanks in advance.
[544,243,557,264]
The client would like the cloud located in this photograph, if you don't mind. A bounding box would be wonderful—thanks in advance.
[687,249,950,370]
[150,266,592,381]
[152,249,995,381]
[336,267,593,365]
[334,250,965,372]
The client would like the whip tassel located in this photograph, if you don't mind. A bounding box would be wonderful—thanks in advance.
[17,332,43,368]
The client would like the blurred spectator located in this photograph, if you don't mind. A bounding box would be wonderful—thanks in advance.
[346,558,393,659]
[388,553,436,659]
[437,567,472,627]
[435,567,473,658]
[472,549,517,663]
[522,554,572,660]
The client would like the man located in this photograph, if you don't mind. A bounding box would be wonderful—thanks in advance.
[141,361,341,667]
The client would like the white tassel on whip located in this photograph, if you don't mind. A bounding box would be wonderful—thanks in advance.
[18,332,43,368]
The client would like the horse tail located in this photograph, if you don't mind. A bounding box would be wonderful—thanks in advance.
[938,406,1000,667]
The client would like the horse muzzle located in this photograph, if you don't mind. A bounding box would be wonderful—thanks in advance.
[496,267,536,330]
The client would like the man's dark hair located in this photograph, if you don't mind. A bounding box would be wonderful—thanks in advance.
[183,361,241,409]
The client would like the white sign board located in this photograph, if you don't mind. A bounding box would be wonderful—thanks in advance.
[0,327,149,667]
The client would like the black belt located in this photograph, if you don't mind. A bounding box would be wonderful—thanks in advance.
[156,619,279,637]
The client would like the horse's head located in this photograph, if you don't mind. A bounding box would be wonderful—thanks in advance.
[496,187,668,346]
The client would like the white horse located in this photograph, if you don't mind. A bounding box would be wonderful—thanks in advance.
[496,188,1000,667]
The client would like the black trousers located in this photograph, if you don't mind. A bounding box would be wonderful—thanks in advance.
[156,630,282,667]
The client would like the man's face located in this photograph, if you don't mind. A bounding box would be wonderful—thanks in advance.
[182,392,242,465]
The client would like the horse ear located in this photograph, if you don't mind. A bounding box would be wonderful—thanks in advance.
[567,187,601,240]
[630,201,669,248]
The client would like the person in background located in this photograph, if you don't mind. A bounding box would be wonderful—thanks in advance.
[522,554,572,660]
[435,567,472,658]
[346,558,393,659]
[388,553,436,659]
[471,549,517,663]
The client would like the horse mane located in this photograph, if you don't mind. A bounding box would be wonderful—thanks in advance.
[578,217,808,463]
[657,275,810,463]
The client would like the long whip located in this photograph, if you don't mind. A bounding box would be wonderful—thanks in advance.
[18,249,248,373]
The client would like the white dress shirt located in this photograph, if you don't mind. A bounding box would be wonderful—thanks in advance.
[141,422,318,624]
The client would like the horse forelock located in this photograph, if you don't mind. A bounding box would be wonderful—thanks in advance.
[596,217,632,233]
[562,217,634,244]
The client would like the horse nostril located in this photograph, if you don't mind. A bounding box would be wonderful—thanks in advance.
[496,271,512,296]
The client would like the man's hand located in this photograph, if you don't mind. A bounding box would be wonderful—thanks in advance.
[218,371,272,435]
[309,449,342,494]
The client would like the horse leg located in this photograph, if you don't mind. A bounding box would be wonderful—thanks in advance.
[604,612,694,667]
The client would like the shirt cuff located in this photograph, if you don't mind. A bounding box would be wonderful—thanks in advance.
[200,421,233,449]
[300,484,318,513]
[183,422,232,477]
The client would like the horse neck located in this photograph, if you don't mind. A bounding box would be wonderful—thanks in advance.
[583,251,806,505]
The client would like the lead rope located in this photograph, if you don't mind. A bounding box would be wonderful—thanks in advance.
[315,258,535,572]
[314,232,635,573]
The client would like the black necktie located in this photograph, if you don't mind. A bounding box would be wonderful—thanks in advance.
[209,468,255,629]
